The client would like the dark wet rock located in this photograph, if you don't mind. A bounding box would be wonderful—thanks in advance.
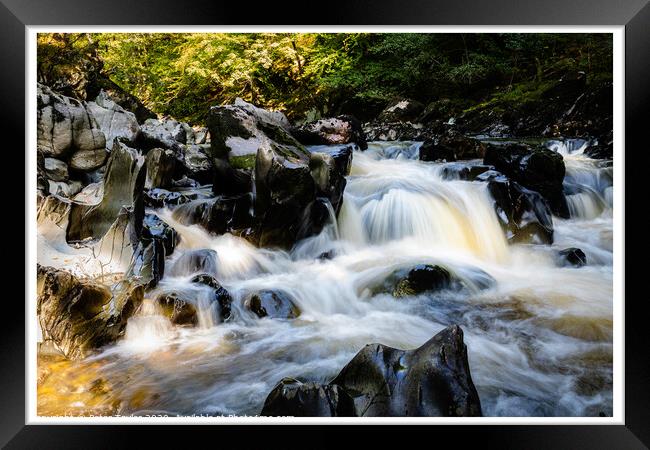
[363,121,442,142]
[392,264,457,297]
[44,157,69,182]
[190,274,233,320]
[309,145,353,214]
[439,162,491,181]
[37,265,144,360]
[418,98,468,124]
[127,239,165,288]
[318,250,336,260]
[261,325,482,417]
[419,131,486,162]
[261,378,356,417]
[171,194,254,236]
[332,325,482,416]
[557,247,587,267]
[483,143,568,217]
[291,115,367,150]
[378,99,425,123]
[181,144,214,185]
[86,90,140,146]
[584,132,613,160]
[541,70,587,101]
[477,170,554,244]
[252,139,319,249]
[37,83,107,171]
[37,151,49,193]
[143,188,198,209]
[245,290,301,319]
[145,147,177,189]
[156,292,198,326]
[142,213,179,256]
[172,176,201,189]
[168,249,219,277]
[67,140,146,242]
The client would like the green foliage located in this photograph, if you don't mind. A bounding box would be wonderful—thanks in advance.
[229,154,257,170]
[37,32,613,124]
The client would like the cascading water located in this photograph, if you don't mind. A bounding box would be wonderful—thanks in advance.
[38,140,614,418]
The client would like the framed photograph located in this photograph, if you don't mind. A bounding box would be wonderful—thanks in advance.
[2,0,648,447]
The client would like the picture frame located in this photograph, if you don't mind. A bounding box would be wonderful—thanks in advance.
[2,0,648,447]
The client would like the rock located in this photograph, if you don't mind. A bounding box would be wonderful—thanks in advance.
[37,151,49,193]
[477,170,554,244]
[192,127,210,145]
[260,325,482,417]
[167,249,219,277]
[85,90,140,147]
[171,195,254,236]
[363,121,441,142]
[37,265,144,360]
[557,247,587,267]
[377,98,425,123]
[483,143,568,217]
[47,180,83,198]
[182,144,214,185]
[418,98,466,124]
[392,264,457,297]
[541,70,587,101]
[143,188,198,209]
[207,98,295,160]
[584,132,613,160]
[291,115,367,150]
[145,147,177,189]
[44,157,69,181]
[419,131,486,162]
[142,213,179,256]
[245,290,300,319]
[155,292,198,326]
[261,378,356,417]
[127,239,165,288]
[190,274,233,320]
[139,117,187,149]
[309,145,353,214]
[332,325,482,416]
[37,83,107,171]
[67,140,146,242]
[439,162,491,181]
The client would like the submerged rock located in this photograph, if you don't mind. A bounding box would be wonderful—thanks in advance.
[167,249,219,277]
[557,247,587,267]
[291,115,367,150]
[392,264,457,297]
[261,378,356,417]
[260,325,482,417]
[478,170,555,244]
[190,274,233,320]
[155,292,198,326]
[245,290,301,319]
[37,265,143,360]
[483,143,568,217]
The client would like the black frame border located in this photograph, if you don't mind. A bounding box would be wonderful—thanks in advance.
[2,0,649,447]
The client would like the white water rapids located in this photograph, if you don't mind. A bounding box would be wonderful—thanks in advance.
[42,140,614,417]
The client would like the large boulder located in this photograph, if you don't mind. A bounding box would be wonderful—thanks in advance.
[85,90,140,147]
[260,325,482,417]
[419,130,486,162]
[483,143,568,217]
[291,115,367,150]
[244,289,300,319]
[43,157,69,182]
[37,265,144,360]
[181,144,214,185]
[67,140,146,242]
[138,117,187,150]
[377,98,425,123]
[261,379,356,417]
[37,83,107,171]
[477,170,554,244]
